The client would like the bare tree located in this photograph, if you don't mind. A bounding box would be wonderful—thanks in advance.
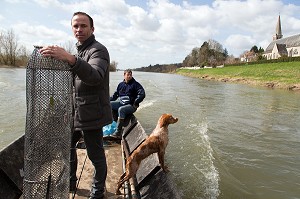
[62,40,76,54]
[208,39,224,53]
[0,33,2,64]
[0,29,19,66]
[190,47,199,67]
[225,55,238,65]
[199,42,209,67]
[16,45,30,66]
[110,60,118,71]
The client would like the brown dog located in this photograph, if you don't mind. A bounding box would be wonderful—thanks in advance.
[115,113,178,195]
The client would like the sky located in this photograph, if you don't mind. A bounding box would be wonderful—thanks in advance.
[1,0,300,69]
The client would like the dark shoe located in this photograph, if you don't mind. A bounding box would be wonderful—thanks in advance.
[76,139,86,149]
[109,130,122,140]
[103,134,110,140]
[89,191,105,199]
[108,117,124,140]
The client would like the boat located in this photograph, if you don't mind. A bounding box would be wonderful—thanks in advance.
[0,135,24,199]
[0,115,182,199]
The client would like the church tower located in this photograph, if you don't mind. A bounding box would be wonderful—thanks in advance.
[273,15,283,41]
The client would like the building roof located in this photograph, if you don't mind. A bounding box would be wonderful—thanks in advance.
[264,34,300,53]
[276,43,288,55]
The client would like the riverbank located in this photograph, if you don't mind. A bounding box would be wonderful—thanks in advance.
[176,61,300,91]
[0,65,25,68]
[3,63,300,91]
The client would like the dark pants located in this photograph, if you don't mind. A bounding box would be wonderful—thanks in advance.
[70,129,107,198]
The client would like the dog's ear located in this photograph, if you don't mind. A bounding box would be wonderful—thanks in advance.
[159,114,177,127]
[159,114,168,128]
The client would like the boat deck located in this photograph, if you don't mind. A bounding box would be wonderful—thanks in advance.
[69,142,124,199]
[1,115,182,199]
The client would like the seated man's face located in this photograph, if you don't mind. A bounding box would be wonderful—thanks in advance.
[124,72,132,83]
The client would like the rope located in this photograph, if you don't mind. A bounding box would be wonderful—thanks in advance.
[121,140,131,198]
[72,153,88,199]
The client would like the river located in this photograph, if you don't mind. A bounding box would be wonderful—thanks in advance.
[1,68,300,199]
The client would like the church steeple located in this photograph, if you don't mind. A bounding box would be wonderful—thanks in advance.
[273,15,283,40]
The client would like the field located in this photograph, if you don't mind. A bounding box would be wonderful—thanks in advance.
[176,61,300,91]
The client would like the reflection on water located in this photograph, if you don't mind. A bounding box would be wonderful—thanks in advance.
[1,69,300,199]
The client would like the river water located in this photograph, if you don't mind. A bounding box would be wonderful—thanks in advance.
[1,68,300,199]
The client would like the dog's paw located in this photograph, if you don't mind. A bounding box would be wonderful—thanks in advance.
[115,189,122,195]
[163,166,170,172]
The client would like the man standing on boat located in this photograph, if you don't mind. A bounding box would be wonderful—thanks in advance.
[40,12,112,199]
[108,69,145,140]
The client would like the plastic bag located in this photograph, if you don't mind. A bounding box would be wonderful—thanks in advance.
[103,121,117,136]
[120,96,130,105]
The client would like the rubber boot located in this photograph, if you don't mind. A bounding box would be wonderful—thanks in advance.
[112,110,118,122]
[110,118,124,140]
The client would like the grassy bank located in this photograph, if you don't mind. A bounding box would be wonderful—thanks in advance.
[176,61,300,91]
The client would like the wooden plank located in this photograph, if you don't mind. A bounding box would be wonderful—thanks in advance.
[69,143,124,199]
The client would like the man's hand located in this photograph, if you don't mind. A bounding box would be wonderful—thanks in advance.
[39,45,76,66]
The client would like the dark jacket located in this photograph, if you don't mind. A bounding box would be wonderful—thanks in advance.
[111,77,145,107]
[70,34,112,130]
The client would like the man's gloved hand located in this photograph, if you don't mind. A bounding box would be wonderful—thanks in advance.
[133,103,139,109]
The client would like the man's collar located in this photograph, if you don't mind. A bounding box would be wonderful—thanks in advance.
[76,34,95,51]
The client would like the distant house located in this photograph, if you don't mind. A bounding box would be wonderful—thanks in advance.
[263,15,300,60]
[240,50,256,62]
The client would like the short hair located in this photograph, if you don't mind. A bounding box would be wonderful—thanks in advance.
[124,69,132,75]
[72,12,94,28]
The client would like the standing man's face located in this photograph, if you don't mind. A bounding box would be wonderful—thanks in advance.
[71,14,94,44]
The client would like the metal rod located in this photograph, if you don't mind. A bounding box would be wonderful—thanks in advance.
[72,153,88,199]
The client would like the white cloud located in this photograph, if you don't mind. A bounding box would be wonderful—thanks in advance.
[128,6,160,31]
[4,0,26,3]
[13,22,73,49]
[1,0,300,68]
[225,34,255,56]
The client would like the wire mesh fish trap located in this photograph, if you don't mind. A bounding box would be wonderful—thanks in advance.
[23,46,73,199]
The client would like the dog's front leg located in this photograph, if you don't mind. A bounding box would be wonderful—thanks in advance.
[158,150,169,172]
[116,172,126,195]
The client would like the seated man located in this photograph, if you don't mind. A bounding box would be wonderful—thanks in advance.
[109,69,145,139]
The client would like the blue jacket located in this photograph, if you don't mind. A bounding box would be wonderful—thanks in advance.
[111,77,145,107]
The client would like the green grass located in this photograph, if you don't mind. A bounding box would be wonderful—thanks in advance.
[177,62,300,88]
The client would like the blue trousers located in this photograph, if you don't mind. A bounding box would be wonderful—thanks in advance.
[110,98,137,119]
[70,129,107,198]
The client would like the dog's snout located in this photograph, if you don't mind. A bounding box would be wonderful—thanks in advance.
[172,117,178,123]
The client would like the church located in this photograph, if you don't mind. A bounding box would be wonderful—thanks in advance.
[263,15,300,60]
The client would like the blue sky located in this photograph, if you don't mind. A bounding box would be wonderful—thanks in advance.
[1,0,300,69]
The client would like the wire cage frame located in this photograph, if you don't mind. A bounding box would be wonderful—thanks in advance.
[23,46,73,199]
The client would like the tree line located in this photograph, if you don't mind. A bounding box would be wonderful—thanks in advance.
[0,29,29,67]
[135,39,265,72]
[134,63,182,73]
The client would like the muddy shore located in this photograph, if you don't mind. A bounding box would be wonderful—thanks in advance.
[177,72,300,92]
